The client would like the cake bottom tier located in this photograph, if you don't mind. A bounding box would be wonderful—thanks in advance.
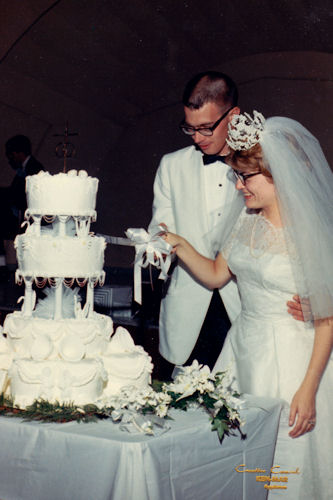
[1,320,153,408]
[9,358,107,408]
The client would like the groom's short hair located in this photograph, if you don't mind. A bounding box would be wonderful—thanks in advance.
[182,71,238,110]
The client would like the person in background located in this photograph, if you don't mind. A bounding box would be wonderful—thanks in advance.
[0,135,43,273]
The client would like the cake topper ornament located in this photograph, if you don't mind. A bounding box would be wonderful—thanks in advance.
[226,111,266,151]
[54,121,78,172]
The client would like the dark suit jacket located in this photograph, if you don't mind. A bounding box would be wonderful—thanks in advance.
[10,156,44,212]
[0,156,44,239]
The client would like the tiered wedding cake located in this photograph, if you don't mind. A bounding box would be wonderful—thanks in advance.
[0,169,153,407]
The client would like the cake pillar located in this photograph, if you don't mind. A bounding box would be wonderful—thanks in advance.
[54,279,63,320]
[75,216,90,238]
[58,216,69,237]
[32,215,42,236]
[23,277,33,317]
[87,278,94,317]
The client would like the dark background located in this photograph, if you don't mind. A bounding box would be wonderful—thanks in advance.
[0,0,332,266]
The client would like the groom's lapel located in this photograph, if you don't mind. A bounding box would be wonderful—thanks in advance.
[190,154,211,253]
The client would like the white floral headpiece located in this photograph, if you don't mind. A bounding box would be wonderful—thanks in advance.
[226,111,266,151]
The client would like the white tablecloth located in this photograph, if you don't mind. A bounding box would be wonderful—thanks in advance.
[0,395,282,500]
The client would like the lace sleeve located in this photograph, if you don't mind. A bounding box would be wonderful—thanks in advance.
[221,209,247,260]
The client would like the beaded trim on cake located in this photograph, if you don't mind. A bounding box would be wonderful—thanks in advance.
[15,271,106,287]
[25,208,97,219]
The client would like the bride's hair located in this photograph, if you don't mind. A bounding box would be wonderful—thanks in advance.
[226,143,272,178]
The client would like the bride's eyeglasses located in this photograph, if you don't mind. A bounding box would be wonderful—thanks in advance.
[232,170,261,184]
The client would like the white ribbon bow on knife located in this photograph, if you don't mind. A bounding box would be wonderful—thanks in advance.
[98,225,172,304]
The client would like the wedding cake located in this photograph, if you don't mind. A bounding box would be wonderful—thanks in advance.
[0,169,153,408]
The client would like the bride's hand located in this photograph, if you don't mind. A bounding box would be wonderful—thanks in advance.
[162,232,184,253]
[288,384,316,438]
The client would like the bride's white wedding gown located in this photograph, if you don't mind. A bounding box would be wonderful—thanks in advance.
[213,211,333,500]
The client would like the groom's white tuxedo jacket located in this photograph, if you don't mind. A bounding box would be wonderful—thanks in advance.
[149,145,241,365]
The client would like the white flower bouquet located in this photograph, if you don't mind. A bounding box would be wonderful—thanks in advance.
[98,360,245,441]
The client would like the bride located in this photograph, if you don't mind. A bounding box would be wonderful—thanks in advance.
[163,112,333,499]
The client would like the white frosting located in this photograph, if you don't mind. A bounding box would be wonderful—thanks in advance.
[0,335,13,371]
[106,326,138,353]
[25,170,98,217]
[15,234,106,279]
[9,359,107,407]
[0,370,8,394]
[31,334,53,360]
[4,311,113,360]
[102,351,152,396]
[102,327,153,396]
[58,335,85,362]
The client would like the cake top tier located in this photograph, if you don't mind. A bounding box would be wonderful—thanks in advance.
[25,169,98,218]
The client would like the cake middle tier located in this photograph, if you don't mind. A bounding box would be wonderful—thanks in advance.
[15,234,106,278]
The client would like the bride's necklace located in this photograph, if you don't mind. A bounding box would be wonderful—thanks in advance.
[249,213,278,258]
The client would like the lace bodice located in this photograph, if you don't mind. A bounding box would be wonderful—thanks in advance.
[222,211,301,321]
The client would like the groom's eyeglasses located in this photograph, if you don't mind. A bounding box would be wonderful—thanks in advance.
[232,170,262,184]
[179,107,233,136]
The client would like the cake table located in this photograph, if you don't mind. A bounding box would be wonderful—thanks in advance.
[0,395,282,500]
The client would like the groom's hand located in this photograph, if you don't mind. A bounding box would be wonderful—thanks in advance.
[287,295,312,322]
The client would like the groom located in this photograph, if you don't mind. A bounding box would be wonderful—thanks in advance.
[149,71,304,375]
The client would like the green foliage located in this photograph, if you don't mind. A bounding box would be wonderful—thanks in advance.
[151,380,164,392]
[211,417,231,442]
[0,396,107,423]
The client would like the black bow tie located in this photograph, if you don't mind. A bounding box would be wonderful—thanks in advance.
[202,155,227,165]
